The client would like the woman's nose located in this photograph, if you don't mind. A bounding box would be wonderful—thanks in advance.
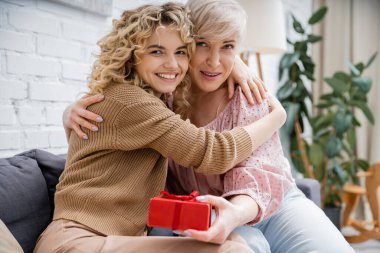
[206,50,220,68]
[163,55,178,69]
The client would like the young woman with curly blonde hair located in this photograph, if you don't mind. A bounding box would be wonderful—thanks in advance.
[34,2,287,253]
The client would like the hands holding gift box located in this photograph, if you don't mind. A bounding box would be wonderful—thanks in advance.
[148,191,258,245]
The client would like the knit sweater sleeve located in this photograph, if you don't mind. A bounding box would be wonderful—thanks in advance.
[114,98,252,175]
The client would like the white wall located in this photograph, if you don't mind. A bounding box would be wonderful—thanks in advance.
[0,0,312,157]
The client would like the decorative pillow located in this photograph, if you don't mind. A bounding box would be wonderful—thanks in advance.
[0,149,65,253]
[19,149,66,214]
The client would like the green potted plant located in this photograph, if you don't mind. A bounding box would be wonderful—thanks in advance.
[307,53,377,227]
[277,5,378,227]
[277,6,328,179]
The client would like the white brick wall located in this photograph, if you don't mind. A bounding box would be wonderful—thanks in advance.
[7,54,61,76]
[0,105,15,125]
[8,8,61,36]
[0,0,311,157]
[0,0,112,156]
[0,79,27,99]
[0,30,34,52]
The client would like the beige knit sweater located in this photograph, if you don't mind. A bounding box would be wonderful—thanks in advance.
[53,83,252,236]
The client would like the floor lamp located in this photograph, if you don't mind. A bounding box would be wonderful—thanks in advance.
[238,0,287,82]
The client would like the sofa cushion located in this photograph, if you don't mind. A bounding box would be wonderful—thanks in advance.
[19,149,66,213]
[0,154,50,253]
[0,149,65,253]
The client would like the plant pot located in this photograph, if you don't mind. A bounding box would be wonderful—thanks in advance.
[323,206,342,229]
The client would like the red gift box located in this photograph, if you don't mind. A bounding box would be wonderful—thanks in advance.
[148,191,211,231]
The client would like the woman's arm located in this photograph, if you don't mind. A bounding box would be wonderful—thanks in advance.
[113,93,285,175]
[63,60,268,140]
[241,95,286,151]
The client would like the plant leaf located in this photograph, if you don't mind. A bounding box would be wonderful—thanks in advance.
[333,72,351,83]
[290,63,301,82]
[287,38,294,45]
[333,159,346,184]
[331,97,345,108]
[308,6,328,25]
[309,143,324,169]
[316,102,333,108]
[320,93,334,101]
[342,140,353,156]
[294,41,308,55]
[292,14,305,34]
[314,129,330,141]
[365,51,378,68]
[300,100,310,119]
[324,77,350,93]
[352,76,372,93]
[277,81,295,100]
[326,136,342,158]
[346,60,360,76]
[280,52,301,69]
[333,112,352,135]
[283,102,300,134]
[301,55,315,74]
[350,100,375,124]
[356,159,370,171]
[352,116,361,127]
[307,34,322,43]
[303,71,315,81]
[355,62,365,73]
[347,127,355,151]
[313,113,334,130]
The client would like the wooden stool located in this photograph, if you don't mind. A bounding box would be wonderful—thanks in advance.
[342,163,380,243]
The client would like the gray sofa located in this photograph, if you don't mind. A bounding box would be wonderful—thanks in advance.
[0,149,321,253]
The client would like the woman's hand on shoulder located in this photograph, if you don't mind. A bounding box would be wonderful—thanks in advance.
[174,195,239,245]
[227,55,267,105]
[63,94,105,140]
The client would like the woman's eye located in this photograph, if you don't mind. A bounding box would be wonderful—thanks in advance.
[196,42,207,47]
[223,44,234,49]
[150,50,162,55]
[176,50,187,55]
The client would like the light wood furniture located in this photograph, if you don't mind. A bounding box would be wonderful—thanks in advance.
[342,163,380,243]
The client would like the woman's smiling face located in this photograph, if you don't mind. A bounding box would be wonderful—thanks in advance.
[135,26,189,95]
[189,36,238,93]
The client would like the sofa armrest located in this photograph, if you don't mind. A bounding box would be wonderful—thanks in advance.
[295,178,321,207]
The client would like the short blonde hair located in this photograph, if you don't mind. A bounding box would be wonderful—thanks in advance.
[186,0,247,43]
[88,2,194,100]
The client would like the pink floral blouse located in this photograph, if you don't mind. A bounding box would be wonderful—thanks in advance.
[166,88,296,224]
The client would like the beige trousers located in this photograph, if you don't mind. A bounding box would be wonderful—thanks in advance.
[33,219,254,253]
[0,220,23,253]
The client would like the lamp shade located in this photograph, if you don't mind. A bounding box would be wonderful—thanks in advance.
[239,0,287,54]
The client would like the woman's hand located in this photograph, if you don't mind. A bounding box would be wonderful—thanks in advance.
[174,195,241,245]
[227,55,267,105]
[63,94,105,140]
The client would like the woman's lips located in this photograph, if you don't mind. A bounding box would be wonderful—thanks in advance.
[200,71,221,80]
[156,73,178,82]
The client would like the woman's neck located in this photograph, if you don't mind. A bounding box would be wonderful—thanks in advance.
[188,83,230,127]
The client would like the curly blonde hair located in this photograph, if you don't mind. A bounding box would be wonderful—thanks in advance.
[88,3,194,113]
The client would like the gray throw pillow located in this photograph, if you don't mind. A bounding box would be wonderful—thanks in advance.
[0,154,51,253]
